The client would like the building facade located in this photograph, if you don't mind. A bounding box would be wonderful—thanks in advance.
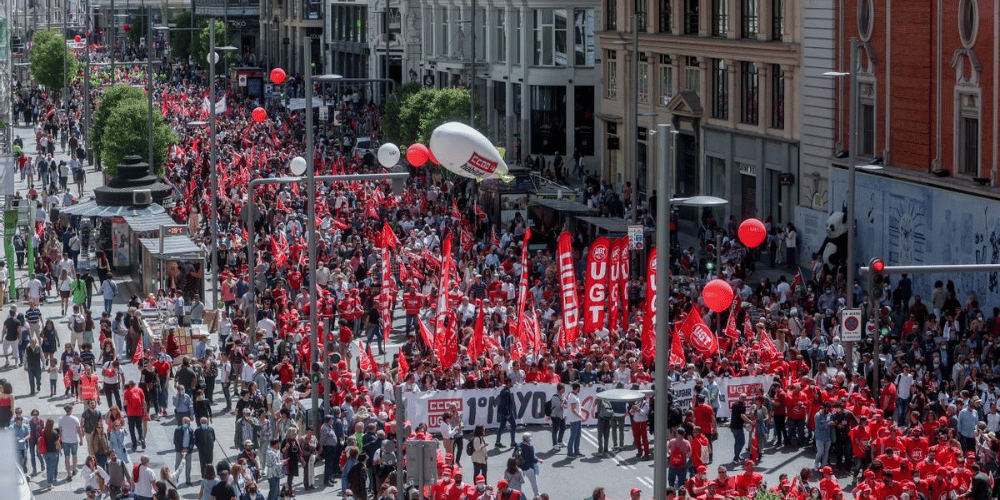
[261,0,324,74]
[415,0,602,165]
[598,0,800,224]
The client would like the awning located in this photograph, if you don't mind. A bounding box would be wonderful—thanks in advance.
[531,198,598,214]
[124,212,181,233]
[60,200,166,218]
[595,388,652,403]
[576,216,635,235]
[138,235,204,260]
[286,98,337,111]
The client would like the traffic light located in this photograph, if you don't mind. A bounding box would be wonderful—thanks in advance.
[868,257,885,300]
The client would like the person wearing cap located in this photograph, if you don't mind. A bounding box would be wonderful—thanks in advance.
[667,427,692,489]
[234,407,261,451]
[628,487,644,500]
[513,433,541,498]
[734,460,763,497]
[685,465,710,497]
[497,479,524,500]
[819,466,842,498]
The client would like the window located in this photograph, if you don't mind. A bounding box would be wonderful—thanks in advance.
[741,0,758,38]
[495,9,506,62]
[660,55,673,105]
[740,61,758,124]
[858,0,873,41]
[712,0,727,36]
[712,58,728,119]
[771,0,783,40]
[606,50,618,98]
[534,9,568,66]
[514,10,521,64]
[439,7,449,57]
[424,7,433,55]
[638,54,650,104]
[479,8,487,60]
[635,0,648,31]
[959,0,978,47]
[860,103,875,156]
[606,0,617,30]
[659,0,672,33]
[960,117,980,175]
[684,0,699,34]
[575,86,596,155]
[686,56,700,91]
[530,85,567,154]
[574,9,596,66]
[770,64,784,129]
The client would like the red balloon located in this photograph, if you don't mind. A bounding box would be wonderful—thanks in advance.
[251,107,267,123]
[406,143,429,167]
[738,218,767,248]
[702,279,734,313]
[123,24,130,32]
[74,35,81,43]
[269,67,287,85]
[428,149,440,165]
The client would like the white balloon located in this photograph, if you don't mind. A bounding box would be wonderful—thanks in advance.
[377,143,401,168]
[429,122,509,180]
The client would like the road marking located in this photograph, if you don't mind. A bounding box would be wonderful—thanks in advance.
[580,428,636,470]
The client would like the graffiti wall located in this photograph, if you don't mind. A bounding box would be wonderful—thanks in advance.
[827,168,1000,307]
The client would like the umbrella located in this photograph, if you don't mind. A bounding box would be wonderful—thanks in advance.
[594,388,651,403]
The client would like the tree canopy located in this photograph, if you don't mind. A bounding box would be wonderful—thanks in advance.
[99,99,177,177]
[194,21,234,74]
[125,8,151,47]
[29,29,78,91]
[168,12,205,63]
[391,87,479,146]
[91,85,148,163]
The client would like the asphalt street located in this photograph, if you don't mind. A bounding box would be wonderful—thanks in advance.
[8,123,827,500]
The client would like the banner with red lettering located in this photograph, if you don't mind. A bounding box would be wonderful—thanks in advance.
[557,231,581,345]
[515,229,532,336]
[678,306,720,355]
[583,237,610,333]
[620,240,631,332]
[608,238,624,332]
[642,247,657,362]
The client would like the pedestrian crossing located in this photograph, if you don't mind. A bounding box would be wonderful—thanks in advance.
[576,426,656,487]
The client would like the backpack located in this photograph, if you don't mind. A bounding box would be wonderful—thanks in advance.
[669,445,685,468]
[73,315,85,333]
[544,399,553,417]
[103,364,116,378]
[512,443,524,466]
[466,439,475,456]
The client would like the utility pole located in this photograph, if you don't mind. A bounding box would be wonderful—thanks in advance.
[469,0,475,123]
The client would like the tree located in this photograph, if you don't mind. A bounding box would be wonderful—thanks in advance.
[91,85,147,164]
[383,82,423,145]
[169,12,205,63]
[99,99,177,177]
[126,7,151,47]
[194,21,234,73]
[29,29,78,91]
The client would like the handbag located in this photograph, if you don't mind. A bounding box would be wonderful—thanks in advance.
[38,437,47,454]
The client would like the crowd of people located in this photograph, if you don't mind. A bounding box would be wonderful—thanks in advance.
[7,47,1000,500]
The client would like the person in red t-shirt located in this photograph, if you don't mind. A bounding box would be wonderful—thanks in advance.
[689,426,711,470]
[685,466,710,497]
[818,466,842,498]
[734,460,763,498]
[123,381,146,451]
[850,416,872,479]
[692,396,717,439]
[713,466,735,498]
[402,285,424,337]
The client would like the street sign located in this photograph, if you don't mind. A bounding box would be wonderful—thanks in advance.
[628,225,644,250]
[238,74,247,87]
[841,308,862,342]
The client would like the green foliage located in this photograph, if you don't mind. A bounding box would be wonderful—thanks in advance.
[91,85,148,164]
[395,87,481,146]
[383,82,424,145]
[194,21,234,73]
[29,29,79,91]
[169,12,205,63]
[126,8,151,47]
[98,99,177,177]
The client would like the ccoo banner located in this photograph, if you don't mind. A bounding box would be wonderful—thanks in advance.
[404,375,773,432]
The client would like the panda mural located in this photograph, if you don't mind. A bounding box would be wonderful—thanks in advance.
[817,204,849,273]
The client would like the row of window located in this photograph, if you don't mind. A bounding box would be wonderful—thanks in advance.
[608,0,783,40]
[605,52,785,129]
[422,7,596,67]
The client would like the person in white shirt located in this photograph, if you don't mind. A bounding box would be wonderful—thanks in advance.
[894,365,915,425]
[58,404,82,479]
[133,455,158,500]
[986,402,1000,433]
[565,383,585,457]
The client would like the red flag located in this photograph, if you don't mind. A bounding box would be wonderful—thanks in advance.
[608,238,625,332]
[397,351,409,380]
[270,234,289,267]
[381,246,395,341]
[132,341,144,364]
[417,316,434,349]
[475,202,487,221]
[461,227,474,252]
[470,299,485,360]
[642,247,657,363]
[451,199,461,220]
[759,327,779,358]
[678,306,720,355]
[743,316,754,340]
[332,218,349,230]
[491,226,500,248]
[792,268,805,292]
[749,422,760,464]
[725,302,740,339]
[620,240,631,332]
[515,229,532,338]
[556,231,581,345]
[358,341,376,372]
[434,311,459,369]
[583,237,610,334]
[382,222,400,249]
[669,321,685,367]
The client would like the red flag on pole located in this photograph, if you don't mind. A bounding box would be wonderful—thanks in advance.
[382,222,400,249]
[725,302,740,339]
[743,316,754,340]
[583,237,610,334]
[759,327,780,358]
[669,321,685,368]
[132,341,144,364]
[556,231,581,345]
[451,199,461,220]
[792,268,805,293]
[491,226,500,248]
[461,227,474,252]
[417,316,434,349]
[397,351,409,380]
[678,306,720,355]
[515,229,532,338]
[608,238,625,332]
[434,311,459,368]
[642,247,657,362]
[470,299,485,360]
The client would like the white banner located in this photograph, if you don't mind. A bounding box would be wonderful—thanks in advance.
[0,156,14,196]
[404,375,773,431]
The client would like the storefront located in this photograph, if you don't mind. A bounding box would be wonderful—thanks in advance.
[137,235,205,300]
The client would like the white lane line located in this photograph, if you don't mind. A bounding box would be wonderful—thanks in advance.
[580,429,636,470]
